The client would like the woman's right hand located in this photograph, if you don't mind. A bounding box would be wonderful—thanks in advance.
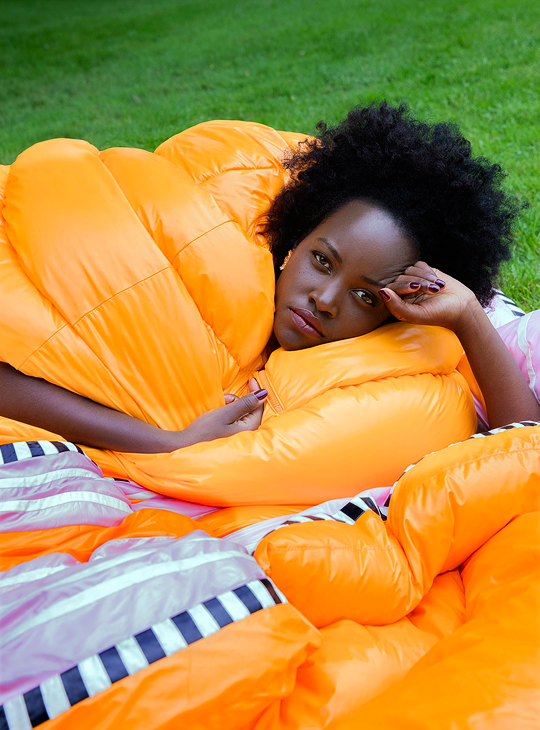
[161,379,268,452]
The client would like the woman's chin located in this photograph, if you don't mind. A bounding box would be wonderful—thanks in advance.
[272,326,312,352]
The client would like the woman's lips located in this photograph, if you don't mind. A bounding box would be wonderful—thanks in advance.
[289,307,325,338]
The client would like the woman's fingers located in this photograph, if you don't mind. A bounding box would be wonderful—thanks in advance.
[384,262,448,299]
[220,381,267,433]
[226,391,266,418]
[403,262,446,286]
[248,377,260,393]
[224,389,267,432]
[379,288,432,323]
[386,275,444,297]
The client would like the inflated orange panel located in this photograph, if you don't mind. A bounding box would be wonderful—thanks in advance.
[254,425,540,627]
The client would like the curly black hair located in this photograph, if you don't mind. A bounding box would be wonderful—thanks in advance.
[265,101,523,305]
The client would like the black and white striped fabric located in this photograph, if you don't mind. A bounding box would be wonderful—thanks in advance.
[360,422,540,524]
[336,493,390,524]
[492,288,526,318]
[468,420,540,439]
[268,493,389,537]
[0,578,284,730]
[390,420,540,490]
[0,440,83,465]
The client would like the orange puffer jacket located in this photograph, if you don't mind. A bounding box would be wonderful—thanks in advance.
[0,120,476,515]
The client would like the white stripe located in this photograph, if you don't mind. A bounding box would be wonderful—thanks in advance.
[65,443,80,453]
[218,591,251,621]
[245,538,265,554]
[0,491,132,514]
[0,549,249,647]
[187,604,220,637]
[40,442,65,455]
[116,637,149,675]
[0,564,71,589]
[12,443,32,461]
[248,580,277,609]
[1,536,203,612]
[0,467,102,490]
[40,673,72,719]
[112,485,157,498]
[517,313,538,401]
[151,618,187,656]
[3,694,32,730]
[78,655,112,696]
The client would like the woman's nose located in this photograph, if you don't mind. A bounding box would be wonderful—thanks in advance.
[309,283,340,317]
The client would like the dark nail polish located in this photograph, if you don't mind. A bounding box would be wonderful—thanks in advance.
[428,284,440,293]
[254,389,268,400]
[379,289,391,301]
[410,282,421,290]
[435,279,446,288]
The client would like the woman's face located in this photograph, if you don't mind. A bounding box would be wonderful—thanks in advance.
[273,199,417,351]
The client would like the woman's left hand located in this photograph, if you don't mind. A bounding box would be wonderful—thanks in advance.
[379,261,479,332]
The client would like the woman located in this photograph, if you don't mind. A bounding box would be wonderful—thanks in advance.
[1,102,538,453]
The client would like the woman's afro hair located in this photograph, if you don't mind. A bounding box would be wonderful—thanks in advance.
[265,101,523,305]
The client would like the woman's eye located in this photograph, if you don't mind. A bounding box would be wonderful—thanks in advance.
[354,290,375,306]
[313,252,331,271]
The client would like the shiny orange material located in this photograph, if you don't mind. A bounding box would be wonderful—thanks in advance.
[2,426,539,727]
[0,121,475,509]
[328,511,540,730]
[0,509,199,571]
[42,605,321,730]
[255,425,540,629]
[197,504,309,537]
[253,425,540,729]
[1,124,537,729]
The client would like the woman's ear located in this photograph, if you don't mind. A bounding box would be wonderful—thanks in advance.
[280,249,294,271]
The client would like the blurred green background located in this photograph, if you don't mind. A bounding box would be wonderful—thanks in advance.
[1,0,538,307]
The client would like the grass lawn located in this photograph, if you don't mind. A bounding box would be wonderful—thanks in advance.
[1,0,539,308]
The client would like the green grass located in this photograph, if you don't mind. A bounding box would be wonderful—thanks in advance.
[1,0,539,308]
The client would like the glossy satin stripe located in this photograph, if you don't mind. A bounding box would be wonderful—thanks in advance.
[0,467,103,490]
[0,492,131,515]
[0,548,250,648]
[0,578,284,729]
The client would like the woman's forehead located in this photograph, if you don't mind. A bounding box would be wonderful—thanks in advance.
[311,200,417,278]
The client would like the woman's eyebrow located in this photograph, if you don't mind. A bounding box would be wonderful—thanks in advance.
[317,238,383,288]
[359,274,384,288]
[316,237,343,263]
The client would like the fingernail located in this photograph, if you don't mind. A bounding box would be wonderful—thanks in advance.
[254,389,268,401]
[435,279,446,288]
[428,284,440,293]
[379,289,391,301]
[410,282,421,290]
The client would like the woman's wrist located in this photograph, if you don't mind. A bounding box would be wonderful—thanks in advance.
[450,298,488,340]
[149,428,192,453]
[451,299,540,427]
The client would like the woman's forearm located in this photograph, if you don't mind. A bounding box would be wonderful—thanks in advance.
[454,303,540,429]
[0,363,178,453]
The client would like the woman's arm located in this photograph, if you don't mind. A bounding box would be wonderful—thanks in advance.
[0,363,267,452]
[380,263,540,429]
[449,302,539,428]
